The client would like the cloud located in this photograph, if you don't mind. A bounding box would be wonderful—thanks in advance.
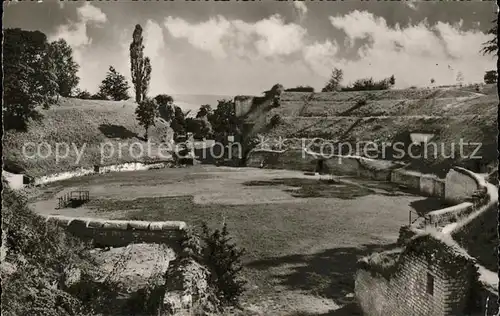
[143,20,172,96]
[326,10,493,87]
[49,2,107,48]
[302,40,339,77]
[162,10,493,92]
[163,14,307,59]
[293,1,308,21]
[49,3,109,93]
[405,1,418,11]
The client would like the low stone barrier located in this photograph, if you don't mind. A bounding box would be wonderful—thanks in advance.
[34,161,171,186]
[44,215,187,250]
[390,169,421,191]
[419,174,445,197]
[426,202,474,227]
[246,148,316,171]
[444,166,486,204]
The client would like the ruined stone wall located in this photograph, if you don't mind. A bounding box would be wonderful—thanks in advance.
[234,96,254,117]
[245,148,316,171]
[356,234,482,316]
[451,202,498,273]
[45,216,187,251]
[444,167,484,204]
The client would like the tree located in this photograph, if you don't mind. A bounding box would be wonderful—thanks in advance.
[141,57,152,101]
[322,68,343,92]
[130,24,152,103]
[155,94,186,138]
[484,70,497,84]
[456,71,464,86]
[389,75,395,86]
[3,28,58,130]
[481,17,497,56]
[186,117,212,139]
[196,104,213,118]
[135,98,158,140]
[48,39,80,97]
[98,66,130,101]
[75,89,92,100]
[211,99,240,137]
[155,94,174,121]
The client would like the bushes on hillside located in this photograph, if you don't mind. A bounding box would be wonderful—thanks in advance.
[74,89,93,100]
[1,185,120,316]
[270,114,282,127]
[341,75,395,91]
[286,86,315,92]
[320,67,396,92]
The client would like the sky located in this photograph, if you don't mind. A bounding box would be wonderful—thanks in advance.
[3,0,498,96]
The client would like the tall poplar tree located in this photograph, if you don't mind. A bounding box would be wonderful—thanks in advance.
[130,24,152,103]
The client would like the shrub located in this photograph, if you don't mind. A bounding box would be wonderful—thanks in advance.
[75,89,92,100]
[1,185,121,316]
[180,223,246,309]
[341,75,395,91]
[285,86,315,92]
[356,99,367,107]
[270,114,282,127]
[201,223,246,306]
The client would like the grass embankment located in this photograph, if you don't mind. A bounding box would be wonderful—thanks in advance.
[243,86,497,177]
[1,181,116,316]
[3,97,173,177]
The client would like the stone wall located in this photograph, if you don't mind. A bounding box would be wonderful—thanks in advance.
[444,167,484,204]
[3,170,25,189]
[234,96,255,117]
[246,148,316,171]
[420,174,446,197]
[45,215,187,250]
[426,202,475,228]
[356,233,486,316]
[451,201,498,273]
[34,161,170,186]
[390,169,422,191]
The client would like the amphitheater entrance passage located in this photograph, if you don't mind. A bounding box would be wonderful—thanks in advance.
[315,159,325,174]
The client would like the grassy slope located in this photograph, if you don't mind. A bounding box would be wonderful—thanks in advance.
[4,97,173,177]
[243,85,497,176]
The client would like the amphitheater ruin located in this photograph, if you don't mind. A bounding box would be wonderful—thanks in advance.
[4,83,498,316]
